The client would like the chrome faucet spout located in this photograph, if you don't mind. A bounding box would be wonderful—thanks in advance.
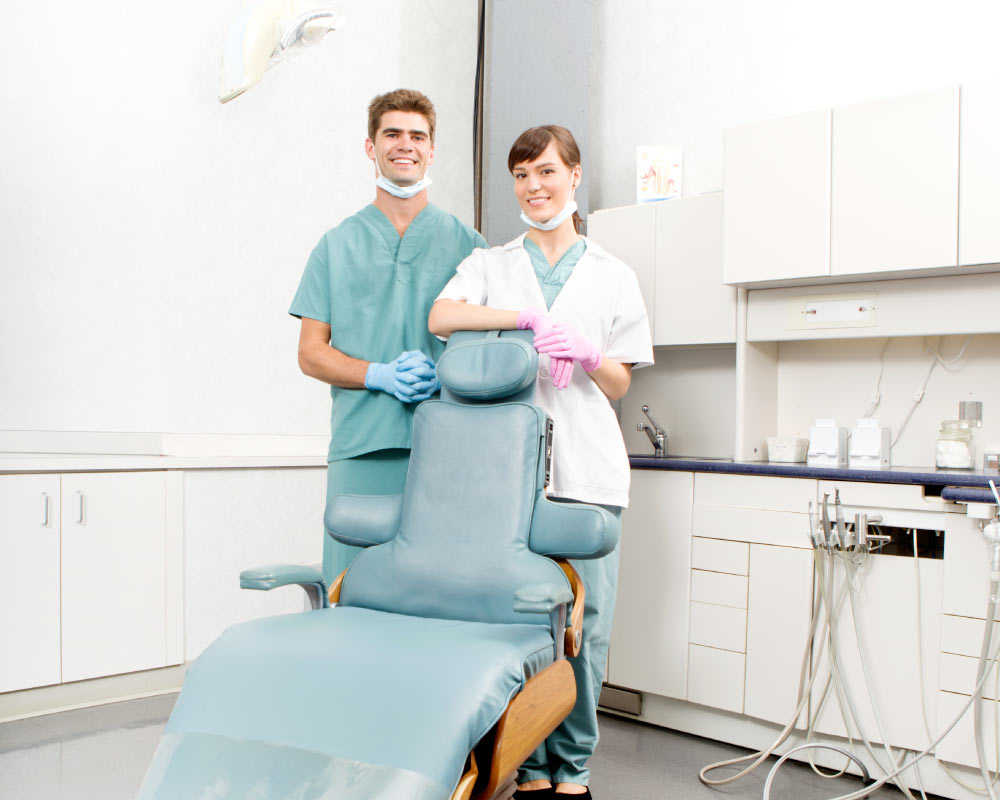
[637,405,667,457]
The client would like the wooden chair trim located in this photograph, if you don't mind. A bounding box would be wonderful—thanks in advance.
[557,561,585,658]
[328,569,346,605]
[473,659,576,800]
[450,750,479,800]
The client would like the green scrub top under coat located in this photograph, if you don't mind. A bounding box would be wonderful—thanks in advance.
[522,236,587,310]
[289,203,486,463]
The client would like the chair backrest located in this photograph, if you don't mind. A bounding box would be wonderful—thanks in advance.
[338,330,571,626]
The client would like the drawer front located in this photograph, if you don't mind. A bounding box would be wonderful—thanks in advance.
[688,644,745,713]
[690,601,747,652]
[691,537,749,575]
[690,569,747,609]
[941,614,998,658]
[940,652,999,700]
[693,505,811,548]
[695,473,815,512]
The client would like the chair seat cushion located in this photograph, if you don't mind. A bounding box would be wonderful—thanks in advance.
[150,606,555,797]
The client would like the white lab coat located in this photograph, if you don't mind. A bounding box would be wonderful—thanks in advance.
[437,234,654,507]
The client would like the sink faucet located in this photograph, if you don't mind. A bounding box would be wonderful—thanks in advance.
[636,405,666,457]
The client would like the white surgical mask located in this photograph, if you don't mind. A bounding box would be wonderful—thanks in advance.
[374,159,432,199]
[521,199,578,231]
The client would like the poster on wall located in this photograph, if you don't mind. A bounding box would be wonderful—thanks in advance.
[637,146,682,204]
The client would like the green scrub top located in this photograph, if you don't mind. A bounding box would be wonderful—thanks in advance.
[523,237,587,310]
[290,203,486,462]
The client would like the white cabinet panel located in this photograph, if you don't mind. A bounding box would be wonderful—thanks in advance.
[655,193,736,345]
[691,536,748,576]
[959,80,1000,267]
[937,690,998,771]
[941,514,993,619]
[723,109,831,284]
[695,473,815,512]
[690,569,747,609]
[744,544,813,725]
[689,601,746,652]
[693,505,811,549]
[608,470,692,699]
[0,475,61,693]
[831,87,959,276]
[61,472,167,682]
[688,644,744,713]
[587,203,656,340]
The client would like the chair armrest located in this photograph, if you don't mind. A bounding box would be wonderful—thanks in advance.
[239,564,328,609]
[529,497,620,559]
[324,493,404,547]
[514,582,574,660]
[513,582,574,614]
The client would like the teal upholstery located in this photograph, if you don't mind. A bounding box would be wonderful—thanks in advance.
[137,329,622,800]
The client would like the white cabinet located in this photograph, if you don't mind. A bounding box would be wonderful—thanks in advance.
[0,470,182,693]
[655,193,735,345]
[831,86,960,276]
[0,475,61,693]
[607,470,692,700]
[588,197,736,346]
[722,109,832,284]
[60,472,170,682]
[959,80,1000,267]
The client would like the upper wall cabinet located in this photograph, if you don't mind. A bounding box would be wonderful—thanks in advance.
[959,81,1000,267]
[831,86,959,276]
[722,109,831,284]
[588,196,736,347]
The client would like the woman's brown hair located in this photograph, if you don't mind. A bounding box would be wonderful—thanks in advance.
[507,125,583,233]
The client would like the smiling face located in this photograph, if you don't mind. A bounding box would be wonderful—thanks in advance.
[511,140,581,224]
[365,110,435,186]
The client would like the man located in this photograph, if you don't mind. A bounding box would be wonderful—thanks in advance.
[290,89,486,584]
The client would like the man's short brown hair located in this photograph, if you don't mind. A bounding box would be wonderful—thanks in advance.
[367,89,436,143]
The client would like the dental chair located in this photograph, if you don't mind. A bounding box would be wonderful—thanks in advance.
[137,330,620,800]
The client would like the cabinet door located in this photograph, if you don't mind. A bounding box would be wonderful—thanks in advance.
[959,80,1000,267]
[61,472,167,682]
[744,544,813,725]
[831,87,959,276]
[722,109,831,284]
[0,474,61,692]
[655,193,736,345]
[587,204,656,340]
[607,470,692,699]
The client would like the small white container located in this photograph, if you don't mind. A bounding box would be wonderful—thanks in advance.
[766,436,809,463]
[936,420,974,469]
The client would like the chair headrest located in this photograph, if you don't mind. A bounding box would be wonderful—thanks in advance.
[436,330,538,401]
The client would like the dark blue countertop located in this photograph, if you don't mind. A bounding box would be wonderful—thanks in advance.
[629,454,1000,491]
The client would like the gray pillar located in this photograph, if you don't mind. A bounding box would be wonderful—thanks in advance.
[481,0,592,246]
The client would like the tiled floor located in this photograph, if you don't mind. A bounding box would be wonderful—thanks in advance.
[0,694,929,799]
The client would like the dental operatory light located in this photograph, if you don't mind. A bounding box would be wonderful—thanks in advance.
[219,0,345,103]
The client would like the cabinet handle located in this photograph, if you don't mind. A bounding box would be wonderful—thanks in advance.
[77,490,85,525]
[42,492,49,527]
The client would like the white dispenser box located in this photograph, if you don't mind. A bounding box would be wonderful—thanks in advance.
[849,418,891,468]
[807,419,848,467]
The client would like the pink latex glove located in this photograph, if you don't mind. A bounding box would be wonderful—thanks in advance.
[550,356,575,390]
[534,322,602,373]
[515,308,559,343]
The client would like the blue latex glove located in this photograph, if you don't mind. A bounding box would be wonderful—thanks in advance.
[365,350,440,403]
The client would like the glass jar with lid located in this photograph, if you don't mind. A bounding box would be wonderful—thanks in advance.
[936,419,974,469]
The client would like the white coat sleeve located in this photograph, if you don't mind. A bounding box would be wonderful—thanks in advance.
[605,267,655,368]
[435,248,488,306]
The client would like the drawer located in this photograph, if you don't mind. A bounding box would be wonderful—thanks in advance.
[691,569,747,609]
[695,473,815,511]
[688,644,745,713]
[941,614,999,658]
[693,505,811,548]
[818,480,953,513]
[690,601,747,652]
[937,690,1000,771]
[940,652,999,700]
[691,537,749,575]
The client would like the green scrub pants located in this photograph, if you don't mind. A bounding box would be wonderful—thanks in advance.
[323,449,410,585]
[519,505,623,788]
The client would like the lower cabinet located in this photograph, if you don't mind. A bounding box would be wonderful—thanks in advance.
[0,471,181,694]
[607,470,693,699]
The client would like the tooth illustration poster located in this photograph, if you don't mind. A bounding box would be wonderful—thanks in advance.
[637,146,682,203]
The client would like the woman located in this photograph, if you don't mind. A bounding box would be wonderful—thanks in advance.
[428,125,653,799]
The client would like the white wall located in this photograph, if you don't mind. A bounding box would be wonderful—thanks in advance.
[591,0,1000,209]
[0,0,479,437]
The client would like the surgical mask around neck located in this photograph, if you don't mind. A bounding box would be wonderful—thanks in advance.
[520,199,578,232]
[374,159,432,199]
